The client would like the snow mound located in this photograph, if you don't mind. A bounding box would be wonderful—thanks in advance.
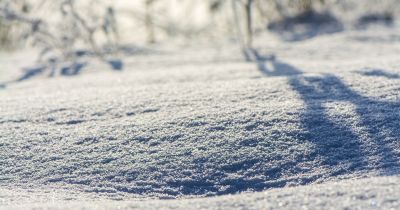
[2,176,400,209]
[0,28,400,202]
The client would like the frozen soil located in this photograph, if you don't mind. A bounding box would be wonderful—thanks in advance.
[1,27,400,209]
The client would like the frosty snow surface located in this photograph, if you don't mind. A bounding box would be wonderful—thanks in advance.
[1,24,400,209]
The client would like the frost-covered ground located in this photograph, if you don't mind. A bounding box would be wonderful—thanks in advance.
[1,26,400,209]
[2,176,399,210]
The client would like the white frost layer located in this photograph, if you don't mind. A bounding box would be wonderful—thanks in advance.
[1,176,399,210]
[0,27,400,208]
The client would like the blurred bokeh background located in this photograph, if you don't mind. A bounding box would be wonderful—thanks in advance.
[0,0,399,81]
[1,0,399,48]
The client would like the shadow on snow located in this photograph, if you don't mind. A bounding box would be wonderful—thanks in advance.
[355,68,400,80]
[253,50,399,177]
[267,10,344,42]
[0,45,152,88]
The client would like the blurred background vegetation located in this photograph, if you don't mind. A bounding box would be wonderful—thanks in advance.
[0,0,398,75]
[1,0,399,48]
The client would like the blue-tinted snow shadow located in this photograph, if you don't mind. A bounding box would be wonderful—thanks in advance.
[267,10,394,42]
[254,50,400,177]
[251,49,301,76]
[0,65,48,88]
[355,68,400,80]
[107,59,124,71]
[59,62,88,76]
[0,48,130,88]
[17,65,47,81]
[0,44,160,89]
[267,10,344,42]
[1,61,89,87]
[355,13,394,30]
